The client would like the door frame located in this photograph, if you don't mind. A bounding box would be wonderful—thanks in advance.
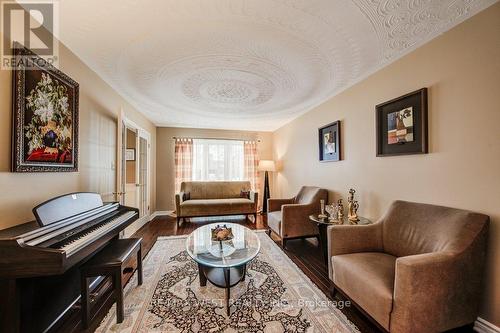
[117,110,152,236]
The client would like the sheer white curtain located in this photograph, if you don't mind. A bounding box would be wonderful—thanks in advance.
[192,139,244,181]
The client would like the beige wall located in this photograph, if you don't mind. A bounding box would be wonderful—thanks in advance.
[0,28,156,231]
[272,4,500,325]
[156,127,273,211]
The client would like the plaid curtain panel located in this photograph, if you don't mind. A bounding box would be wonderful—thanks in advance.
[174,138,193,193]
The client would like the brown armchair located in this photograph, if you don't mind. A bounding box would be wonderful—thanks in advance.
[267,186,328,248]
[327,200,489,332]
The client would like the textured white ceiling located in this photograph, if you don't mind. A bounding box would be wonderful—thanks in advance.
[56,0,497,131]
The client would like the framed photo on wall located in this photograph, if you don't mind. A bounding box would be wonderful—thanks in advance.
[318,120,341,162]
[376,88,428,157]
[125,148,136,161]
[11,44,79,172]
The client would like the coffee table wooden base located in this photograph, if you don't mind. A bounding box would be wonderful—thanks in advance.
[198,263,247,315]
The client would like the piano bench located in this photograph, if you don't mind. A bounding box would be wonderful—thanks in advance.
[80,238,143,329]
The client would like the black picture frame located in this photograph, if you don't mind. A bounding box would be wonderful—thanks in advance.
[11,43,79,172]
[376,88,428,157]
[318,120,341,162]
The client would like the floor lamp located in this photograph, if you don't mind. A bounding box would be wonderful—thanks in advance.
[258,160,276,214]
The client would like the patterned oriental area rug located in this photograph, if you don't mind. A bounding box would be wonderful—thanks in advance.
[96,231,360,332]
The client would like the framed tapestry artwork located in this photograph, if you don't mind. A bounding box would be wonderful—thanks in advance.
[11,44,79,172]
[318,120,341,162]
[376,88,428,157]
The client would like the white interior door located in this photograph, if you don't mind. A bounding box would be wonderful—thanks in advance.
[118,117,150,218]
[115,112,125,204]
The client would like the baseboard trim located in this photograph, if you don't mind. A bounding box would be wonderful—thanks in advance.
[123,211,173,237]
[152,210,174,218]
[475,317,500,333]
[123,215,149,237]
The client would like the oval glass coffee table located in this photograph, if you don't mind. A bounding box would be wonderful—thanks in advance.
[186,223,260,315]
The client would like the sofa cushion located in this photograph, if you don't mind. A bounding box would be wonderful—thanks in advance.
[267,211,281,234]
[180,198,254,216]
[332,252,396,330]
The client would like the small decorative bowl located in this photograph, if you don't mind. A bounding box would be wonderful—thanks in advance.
[211,225,234,241]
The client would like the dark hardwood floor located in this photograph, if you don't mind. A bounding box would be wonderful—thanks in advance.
[61,214,475,333]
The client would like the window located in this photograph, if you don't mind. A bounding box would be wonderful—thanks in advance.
[192,139,244,181]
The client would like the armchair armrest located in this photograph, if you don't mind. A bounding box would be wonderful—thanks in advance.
[280,203,318,238]
[249,191,259,208]
[327,223,383,278]
[281,203,311,217]
[392,252,466,332]
[175,192,185,214]
[268,198,294,212]
[327,223,383,256]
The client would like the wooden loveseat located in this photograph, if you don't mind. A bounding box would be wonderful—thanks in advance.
[175,181,258,226]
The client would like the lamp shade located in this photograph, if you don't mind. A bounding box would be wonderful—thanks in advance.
[258,160,276,172]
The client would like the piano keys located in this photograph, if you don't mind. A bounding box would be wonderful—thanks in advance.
[0,192,139,332]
